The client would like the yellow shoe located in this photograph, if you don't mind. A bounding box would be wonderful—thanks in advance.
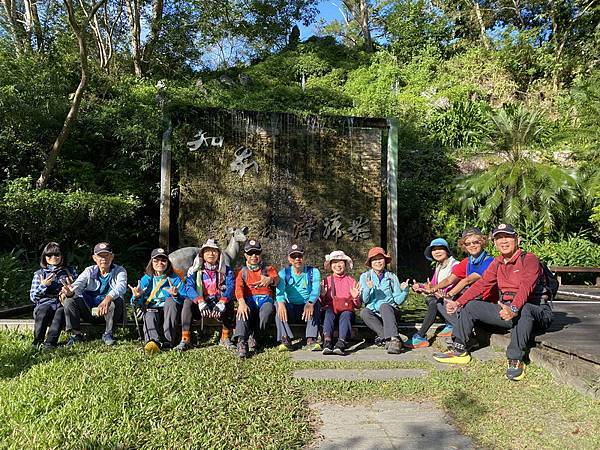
[277,342,292,352]
[144,340,161,355]
[506,359,525,381]
[432,350,471,364]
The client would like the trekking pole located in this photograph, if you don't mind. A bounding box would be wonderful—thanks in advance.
[132,303,143,342]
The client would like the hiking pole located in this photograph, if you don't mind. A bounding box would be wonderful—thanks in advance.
[132,303,143,342]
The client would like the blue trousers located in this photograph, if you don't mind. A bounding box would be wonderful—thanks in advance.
[323,309,354,342]
[275,302,320,341]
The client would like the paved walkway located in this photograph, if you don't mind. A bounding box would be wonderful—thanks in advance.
[310,400,475,450]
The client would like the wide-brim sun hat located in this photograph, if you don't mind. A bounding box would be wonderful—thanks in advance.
[424,238,451,261]
[200,238,220,253]
[324,250,353,271]
[365,246,391,267]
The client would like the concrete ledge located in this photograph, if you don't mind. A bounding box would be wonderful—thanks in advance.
[491,333,600,399]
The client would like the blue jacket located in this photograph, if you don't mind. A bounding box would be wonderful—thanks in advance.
[184,265,234,303]
[131,273,184,308]
[30,266,77,310]
[276,265,321,305]
[359,269,408,313]
[70,264,127,307]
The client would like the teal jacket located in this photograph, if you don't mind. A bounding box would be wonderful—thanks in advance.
[276,265,321,305]
[131,274,184,308]
[359,269,408,313]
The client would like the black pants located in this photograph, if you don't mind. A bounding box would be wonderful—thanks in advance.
[33,303,64,345]
[454,300,553,360]
[64,296,124,335]
[234,302,275,341]
[181,298,235,331]
[417,296,457,338]
[142,298,181,344]
[360,303,401,339]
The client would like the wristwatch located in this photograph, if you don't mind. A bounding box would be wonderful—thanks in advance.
[509,305,519,314]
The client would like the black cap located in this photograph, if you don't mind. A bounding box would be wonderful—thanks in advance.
[93,242,113,255]
[288,243,305,256]
[244,239,262,253]
[461,227,483,239]
[151,248,168,258]
[492,223,517,238]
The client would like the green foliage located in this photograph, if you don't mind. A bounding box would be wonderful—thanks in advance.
[428,101,487,148]
[0,177,142,249]
[523,235,600,268]
[0,252,33,308]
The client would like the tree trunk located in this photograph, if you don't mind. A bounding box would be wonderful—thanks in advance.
[125,0,142,76]
[141,0,164,67]
[472,1,490,50]
[1,0,32,55]
[36,0,107,189]
[359,0,374,53]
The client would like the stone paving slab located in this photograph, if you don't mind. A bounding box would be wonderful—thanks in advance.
[309,400,475,450]
[294,368,428,381]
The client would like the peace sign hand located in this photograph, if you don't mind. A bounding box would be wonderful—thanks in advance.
[365,275,374,289]
[166,278,179,297]
[41,273,56,286]
[350,281,361,298]
[60,278,74,298]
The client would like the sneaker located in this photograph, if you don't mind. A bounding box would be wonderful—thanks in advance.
[322,340,334,355]
[332,339,347,356]
[433,350,472,364]
[174,340,190,351]
[42,342,57,350]
[404,334,430,349]
[374,336,386,347]
[387,336,402,354]
[306,338,322,352]
[437,324,454,338]
[506,359,525,381]
[248,335,258,352]
[65,334,84,347]
[219,338,236,351]
[144,340,161,355]
[277,336,292,352]
[102,333,116,346]
[31,340,42,349]
[237,340,248,359]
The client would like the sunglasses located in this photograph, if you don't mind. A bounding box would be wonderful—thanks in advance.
[45,253,61,257]
[289,253,304,259]
[464,240,481,247]
[246,251,261,256]
[153,257,168,263]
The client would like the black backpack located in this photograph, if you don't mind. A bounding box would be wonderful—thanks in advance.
[521,251,559,302]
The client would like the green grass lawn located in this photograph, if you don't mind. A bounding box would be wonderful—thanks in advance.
[1,330,600,449]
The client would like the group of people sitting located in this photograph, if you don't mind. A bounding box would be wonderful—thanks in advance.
[30,223,554,381]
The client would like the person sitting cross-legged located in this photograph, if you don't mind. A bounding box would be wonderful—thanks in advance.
[433,224,553,381]
[275,244,322,352]
[359,247,409,354]
[61,242,126,346]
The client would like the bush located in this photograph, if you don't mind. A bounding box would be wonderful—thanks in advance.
[0,252,33,307]
[0,177,142,249]
[524,235,600,268]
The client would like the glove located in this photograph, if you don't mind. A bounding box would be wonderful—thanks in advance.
[213,301,226,318]
[197,301,211,317]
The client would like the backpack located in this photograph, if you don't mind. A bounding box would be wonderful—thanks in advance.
[241,263,270,286]
[284,265,314,293]
[520,251,559,302]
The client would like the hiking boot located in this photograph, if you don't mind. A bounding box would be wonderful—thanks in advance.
[322,340,334,355]
[237,340,249,359]
[437,324,454,338]
[144,340,161,355]
[404,334,429,349]
[277,336,292,352]
[306,338,321,352]
[248,335,258,352]
[174,340,190,352]
[219,338,236,351]
[387,336,402,354]
[65,334,84,347]
[102,333,116,346]
[506,359,525,381]
[333,339,347,356]
[433,350,472,364]
[42,342,57,350]
[31,340,42,349]
[374,336,386,347]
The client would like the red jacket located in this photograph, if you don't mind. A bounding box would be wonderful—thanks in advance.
[456,249,542,311]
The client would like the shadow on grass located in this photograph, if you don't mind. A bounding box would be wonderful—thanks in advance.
[442,389,488,425]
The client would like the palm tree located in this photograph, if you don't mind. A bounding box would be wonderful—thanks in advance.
[454,105,580,233]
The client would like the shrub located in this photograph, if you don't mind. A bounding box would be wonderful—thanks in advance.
[0,177,142,249]
[0,251,33,307]
[524,235,600,268]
